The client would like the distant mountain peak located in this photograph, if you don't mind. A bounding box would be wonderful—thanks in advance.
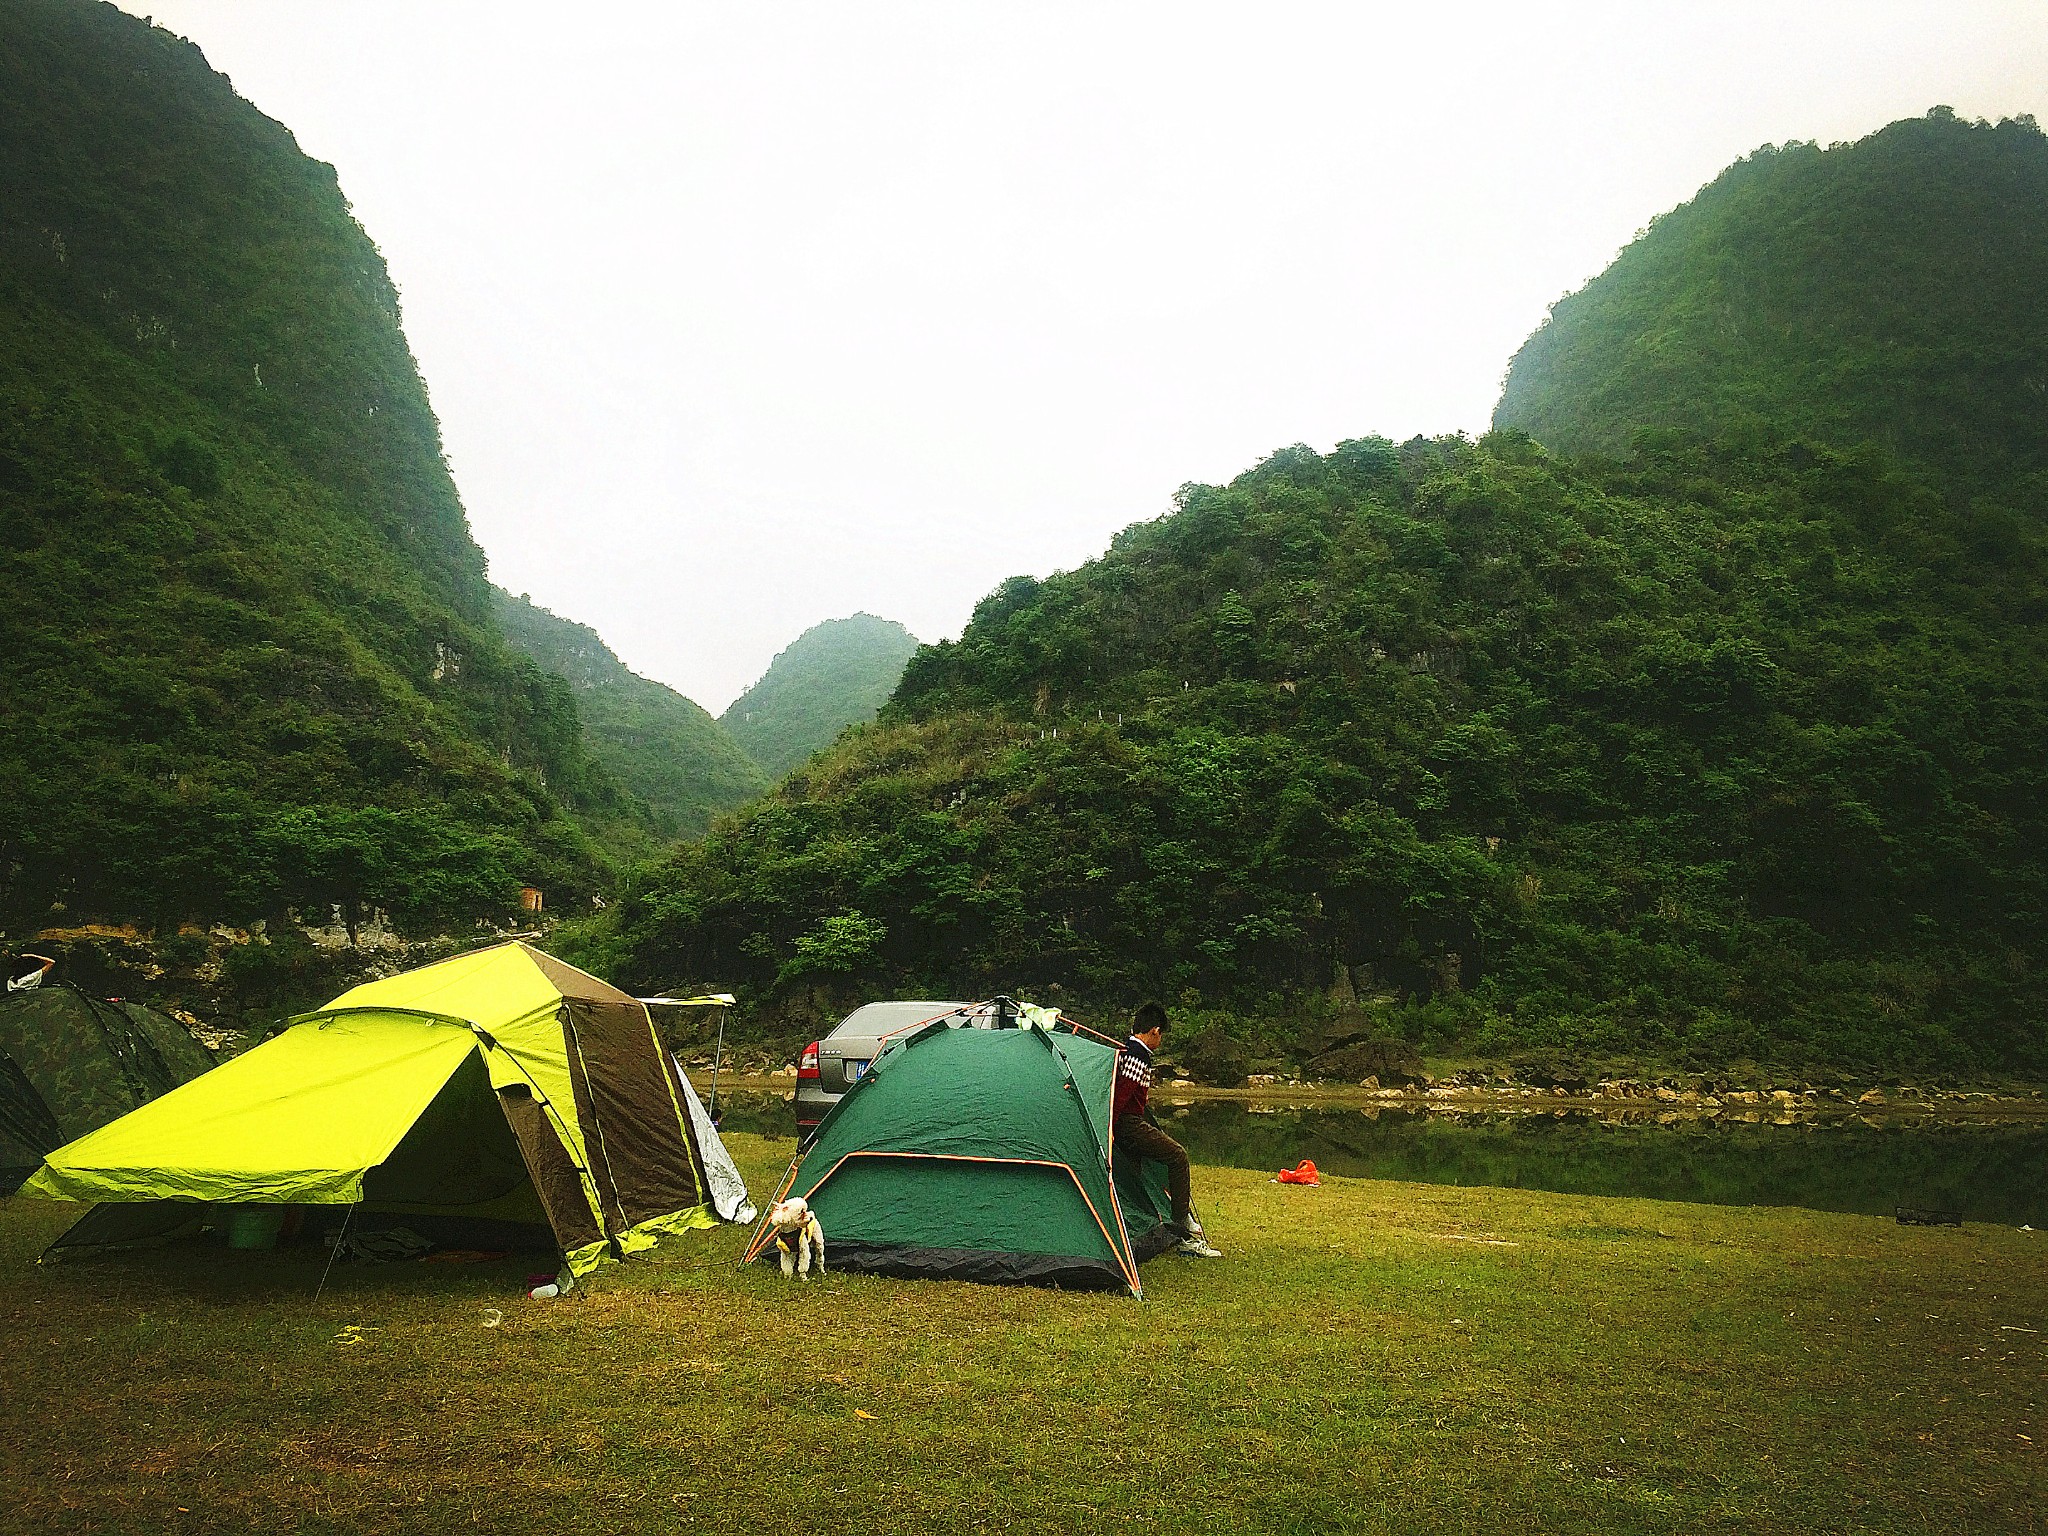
[492,588,767,837]
[720,614,922,776]
[1493,110,2048,490]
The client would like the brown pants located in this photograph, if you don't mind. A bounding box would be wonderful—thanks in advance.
[1115,1114,1192,1229]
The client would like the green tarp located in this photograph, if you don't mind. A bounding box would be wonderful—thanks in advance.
[752,1016,1174,1295]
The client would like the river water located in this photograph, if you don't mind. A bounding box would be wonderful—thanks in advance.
[708,1088,2047,1227]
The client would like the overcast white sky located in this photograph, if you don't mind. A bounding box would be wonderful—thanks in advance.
[122,3,2048,711]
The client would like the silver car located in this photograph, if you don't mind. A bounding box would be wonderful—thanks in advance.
[796,999,1014,1139]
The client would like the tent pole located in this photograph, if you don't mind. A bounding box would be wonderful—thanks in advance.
[313,1202,358,1301]
[741,1146,805,1265]
[708,1005,727,1118]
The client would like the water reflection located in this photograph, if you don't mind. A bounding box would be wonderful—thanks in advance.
[707,1089,2047,1226]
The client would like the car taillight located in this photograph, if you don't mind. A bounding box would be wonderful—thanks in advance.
[797,1041,820,1078]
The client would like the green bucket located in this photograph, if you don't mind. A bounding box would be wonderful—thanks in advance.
[222,1205,285,1251]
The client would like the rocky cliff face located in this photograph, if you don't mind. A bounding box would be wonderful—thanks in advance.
[18,912,539,1047]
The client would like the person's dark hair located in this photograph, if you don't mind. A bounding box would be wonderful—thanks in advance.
[1133,1000,1169,1036]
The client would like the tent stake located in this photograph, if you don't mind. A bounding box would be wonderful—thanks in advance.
[314,1202,357,1301]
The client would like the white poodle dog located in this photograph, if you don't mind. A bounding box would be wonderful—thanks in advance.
[766,1196,825,1280]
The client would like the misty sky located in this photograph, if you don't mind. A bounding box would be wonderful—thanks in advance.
[120,3,2048,712]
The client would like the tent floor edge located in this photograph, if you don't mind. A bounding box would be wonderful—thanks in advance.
[614,1202,718,1256]
[1128,1221,1183,1264]
[775,1239,1134,1293]
[39,1199,207,1263]
[563,1237,614,1277]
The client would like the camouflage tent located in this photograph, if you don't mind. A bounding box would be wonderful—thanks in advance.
[0,985,216,1194]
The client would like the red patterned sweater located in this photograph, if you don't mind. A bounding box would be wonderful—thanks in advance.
[1113,1035,1154,1121]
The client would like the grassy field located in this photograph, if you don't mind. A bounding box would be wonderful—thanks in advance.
[0,1135,2040,1535]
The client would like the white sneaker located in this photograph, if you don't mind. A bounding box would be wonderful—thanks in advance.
[1175,1228,1223,1258]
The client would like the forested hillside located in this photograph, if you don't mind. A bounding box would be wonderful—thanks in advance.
[613,109,2048,1075]
[720,613,922,776]
[1494,110,2048,492]
[494,589,767,840]
[618,431,2048,1075]
[0,0,621,929]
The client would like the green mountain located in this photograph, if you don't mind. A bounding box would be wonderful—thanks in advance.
[493,589,768,839]
[0,0,624,929]
[719,614,922,777]
[618,104,2048,1077]
[619,433,2047,1074]
[1494,109,2048,492]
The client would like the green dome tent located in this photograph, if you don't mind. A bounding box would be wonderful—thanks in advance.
[747,1011,1175,1296]
[0,984,216,1194]
[23,942,733,1274]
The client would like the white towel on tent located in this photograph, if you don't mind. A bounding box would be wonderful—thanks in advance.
[673,1057,756,1224]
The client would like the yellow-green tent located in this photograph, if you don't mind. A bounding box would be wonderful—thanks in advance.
[22,942,717,1275]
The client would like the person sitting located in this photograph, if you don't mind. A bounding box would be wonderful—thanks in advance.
[1114,1001,1222,1258]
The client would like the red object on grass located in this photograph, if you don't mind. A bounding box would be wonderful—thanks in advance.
[1276,1159,1320,1185]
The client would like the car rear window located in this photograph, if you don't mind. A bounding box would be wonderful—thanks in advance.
[826,1002,974,1038]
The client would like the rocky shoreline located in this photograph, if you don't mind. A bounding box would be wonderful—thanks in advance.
[6,914,547,1040]
[1162,1080,2048,1121]
[1209,1071,2048,1115]
[696,1066,2048,1121]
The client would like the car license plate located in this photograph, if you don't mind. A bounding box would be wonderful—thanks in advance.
[845,1059,869,1083]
